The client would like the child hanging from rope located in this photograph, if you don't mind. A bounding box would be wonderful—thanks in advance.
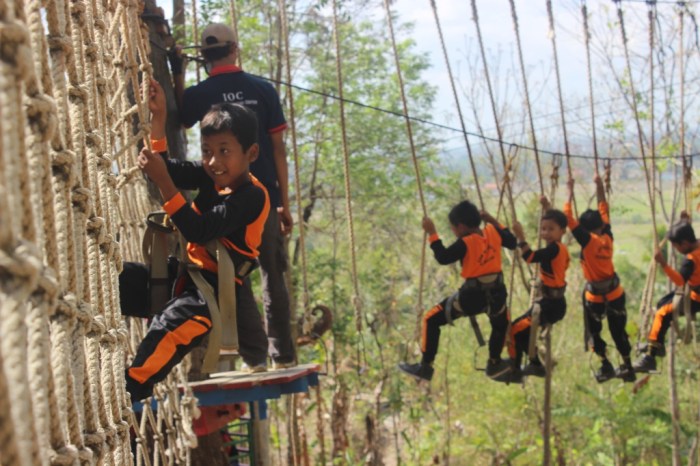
[398,200,517,382]
[565,175,635,383]
[634,212,700,373]
[123,80,269,400]
[506,196,569,382]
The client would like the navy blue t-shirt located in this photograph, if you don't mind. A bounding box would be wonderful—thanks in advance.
[182,65,287,206]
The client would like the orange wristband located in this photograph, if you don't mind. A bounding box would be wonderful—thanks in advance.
[151,137,167,153]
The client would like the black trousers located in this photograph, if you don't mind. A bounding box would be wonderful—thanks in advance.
[421,283,508,364]
[647,291,700,351]
[584,292,631,358]
[510,297,566,365]
[121,262,268,400]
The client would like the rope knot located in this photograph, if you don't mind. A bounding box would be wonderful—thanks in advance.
[72,187,93,215]
[116,323,129,344]
[53,293,78,320]
[116,166,142,189]
[47,35,72,55]
[97,153,112,170]
[50,445,80,465]
[87,216,106,242]
[52,149,76,184]
[70,2,87,25]
[75,302,94,328]
[85,131,102,149]
[101,328,118,344]
[76,446,93,463]
[26,94,58,142]
[83,431,106,457]
[0,21,31,77]
[84,44,98,61]
[68,85,88,104]
[35,268,59,301]
[0,242,42,293]
[95,77,108,94]
[89,315,107,337]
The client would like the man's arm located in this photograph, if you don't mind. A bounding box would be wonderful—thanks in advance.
[270,130,293,235]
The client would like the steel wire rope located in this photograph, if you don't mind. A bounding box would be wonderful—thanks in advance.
[154,40,700,163]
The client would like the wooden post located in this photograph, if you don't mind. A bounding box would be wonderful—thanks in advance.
[252,401,271,466]
[669,329,682,466]
[543,327,552,466]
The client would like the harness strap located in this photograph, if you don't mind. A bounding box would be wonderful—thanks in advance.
[142,212,176,315]
[177,234,240,374]
[446,292,485,346]
[187,267,224,373]
[528,300,542,360]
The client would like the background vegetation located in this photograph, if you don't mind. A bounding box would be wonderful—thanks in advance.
[170,0,700,463]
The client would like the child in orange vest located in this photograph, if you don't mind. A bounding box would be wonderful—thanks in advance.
[399,200,517,381]
[565,176,634,383]
[634,212,700,373]
[507,196,570,382]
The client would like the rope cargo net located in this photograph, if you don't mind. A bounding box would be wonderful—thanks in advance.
[0,0,196,464]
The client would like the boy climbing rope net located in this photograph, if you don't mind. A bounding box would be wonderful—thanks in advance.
[399,200,517,382]
[123,80,269,400]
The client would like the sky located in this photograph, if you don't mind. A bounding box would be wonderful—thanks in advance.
[159,0,695,160]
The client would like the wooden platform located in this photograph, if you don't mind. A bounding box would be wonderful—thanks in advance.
[188,363,321,407]
[133,364,321,413]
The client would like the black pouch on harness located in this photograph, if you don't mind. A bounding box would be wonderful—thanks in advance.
[585,274,620,296]
[463,273,506,316]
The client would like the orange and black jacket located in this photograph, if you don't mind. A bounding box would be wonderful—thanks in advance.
[428,223,517,279]
[564,200,623,302]
[522,241,570,289]
[160,156,270,278]
[662,247,700,302]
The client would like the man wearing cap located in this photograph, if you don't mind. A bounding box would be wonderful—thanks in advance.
[172,23,296,368]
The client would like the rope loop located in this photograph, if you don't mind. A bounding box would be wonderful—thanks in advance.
[52,150,77,185]
[68,85,88,104]
[72,187,93,215]
[47,36,73,55]
[0,22,31,77]
[26,94,58,142]
[0,242,42,291]
[50,445,80,465]
[89,315,107,337]
[52,293,78,320]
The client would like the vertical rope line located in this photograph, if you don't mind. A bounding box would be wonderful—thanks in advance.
[470,0,517,222]
[679,8,690,214]
[508,0,544,197]
[615,0,658,243]
[192,0,200,83]
[382,0,429,351]
[278,0,310,327]
[546,0,573,190]
[509,2,550,463]
[229,0,242,67]
[382,0,427,215]
[331,0,362,337]
[648,2,658,239]
[428,0,484,210]
[581,0,601,176]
